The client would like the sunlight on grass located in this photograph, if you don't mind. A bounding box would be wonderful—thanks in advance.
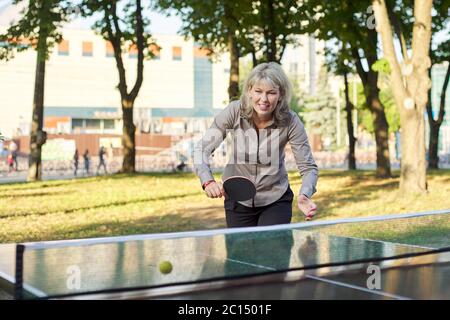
[0,170,449,243]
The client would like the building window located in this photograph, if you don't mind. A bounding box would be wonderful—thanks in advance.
[103,119,115,130]
[193,46,210,58]
[82,41,93,57]
[172,46,182,61]
[129,44,138,59]
[58,40,69,56]
[149,43,161,60]
[105,41,114,58]
[86,119,101,129]
[72,119,84,130]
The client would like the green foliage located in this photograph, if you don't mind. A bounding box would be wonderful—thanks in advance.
[323,40,353,77]
[155,0,308,63]
[432,40,450,65]
[0,0,72,61]
[155,0,250,57]
[247,0,309,62]
[300,66,338,149]
[289,75,304,117]
[81,0,156,60]
[352,81,400,134]
[371,58,391,75]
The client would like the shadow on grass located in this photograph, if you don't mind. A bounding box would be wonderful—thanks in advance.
[0,191,203,220]
[6,209,226,243]
[105,171,198,181]
[313,184,399,219]
[290,173,400,219]
[0,176,102,191]
[0,189,75,199]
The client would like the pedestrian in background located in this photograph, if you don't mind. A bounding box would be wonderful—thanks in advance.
[73,149,79,176]
[83,149,90,175]
[97,146,108,175]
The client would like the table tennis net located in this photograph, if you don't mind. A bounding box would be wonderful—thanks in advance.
[14,209,450,299]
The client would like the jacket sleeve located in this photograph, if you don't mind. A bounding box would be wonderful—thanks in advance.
[193,101,238,185]
[287,113,319,198]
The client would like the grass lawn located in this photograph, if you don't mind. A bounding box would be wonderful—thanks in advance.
[0,169,449,246]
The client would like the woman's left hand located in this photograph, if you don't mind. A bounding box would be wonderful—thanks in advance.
[298,194,317,221]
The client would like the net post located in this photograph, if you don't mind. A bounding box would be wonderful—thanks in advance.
[14,244,25,300]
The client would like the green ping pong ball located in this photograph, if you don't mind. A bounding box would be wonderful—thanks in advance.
[159,261,173,274]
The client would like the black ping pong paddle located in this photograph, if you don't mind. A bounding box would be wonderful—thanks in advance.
[222,176,256,201]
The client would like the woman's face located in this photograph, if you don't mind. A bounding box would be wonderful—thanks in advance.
[249,80,281,119]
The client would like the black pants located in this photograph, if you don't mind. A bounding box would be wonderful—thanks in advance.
[224,186,294,228]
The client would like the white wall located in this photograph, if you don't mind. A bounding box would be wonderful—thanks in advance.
[0,28,229,137]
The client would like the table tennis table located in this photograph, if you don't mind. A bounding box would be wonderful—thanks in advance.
[0,210,449,300]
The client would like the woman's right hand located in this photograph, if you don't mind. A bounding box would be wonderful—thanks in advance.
[204,181,225,198]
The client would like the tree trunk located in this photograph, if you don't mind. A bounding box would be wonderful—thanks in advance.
[27,38,47,182]
[373,0,432,193]
[427,62,449,169]
[228,34,239,101]
[399,109,427,192]
[104,0,144,174]
[428,118,439,168]
[344,73,356,170]
[121,100,136,173]
[367,72,391,178]
[351,41,391,178]
[266,0,276,62]
[251,49,257,68]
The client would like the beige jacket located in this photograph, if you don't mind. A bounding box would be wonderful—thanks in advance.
[194,100,318,207]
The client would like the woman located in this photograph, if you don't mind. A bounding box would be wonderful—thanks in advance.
[194,62,318,227]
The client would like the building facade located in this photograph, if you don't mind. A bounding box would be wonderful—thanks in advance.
[0,26,231,138]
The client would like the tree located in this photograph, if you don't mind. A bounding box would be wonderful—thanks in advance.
[156,0,308,101]
[82,0,154,173]
[372,0,433,193]
[305,0,392,178]
[323,41,357,169]
[0,0,71,181]
[427,40,450,168]
[249,0,308,64]
[372,0,448,170]
[332,47,357,170]
[300,66,338,150]
[343,71,357,170]
[156,0,252,101]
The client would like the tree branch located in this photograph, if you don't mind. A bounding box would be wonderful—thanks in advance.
[351,47,368,87]
[129,0,144,102]
[438,62,450,125]
[278,37,287,63]
[372,0,407,103]
[102,1,128,98]
[386,2,409,61]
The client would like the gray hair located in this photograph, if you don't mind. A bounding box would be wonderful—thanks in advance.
[239,62,292,127]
